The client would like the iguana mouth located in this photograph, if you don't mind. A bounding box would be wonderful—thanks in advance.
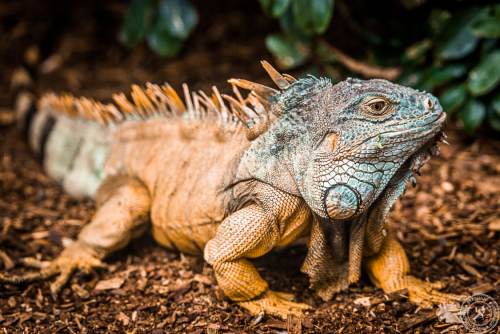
[405,130,447,186]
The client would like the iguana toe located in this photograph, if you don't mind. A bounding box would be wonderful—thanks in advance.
[404,276,465,307]
[238,290,311,319]
[0,241,105,294]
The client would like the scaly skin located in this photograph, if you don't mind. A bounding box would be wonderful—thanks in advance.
[1,62,463,319]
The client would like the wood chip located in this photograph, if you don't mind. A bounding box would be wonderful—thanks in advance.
[399,310,436,331]
[469,282,496,295]
[116,312,130,326]
[457,260,483,278]
[287,314,302,334]
[0,249,14,269]
[354,289,408,307]
[488,218,500,231]
[94,276,125,290]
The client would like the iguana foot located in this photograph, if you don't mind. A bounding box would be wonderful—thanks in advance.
[0,241,105,294]
[238,290,311,319]
[398,276,465,308]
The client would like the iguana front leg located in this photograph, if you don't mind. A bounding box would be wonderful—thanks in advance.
[0,175,150,293]
[365,234,463,307]
[204,202,310,319]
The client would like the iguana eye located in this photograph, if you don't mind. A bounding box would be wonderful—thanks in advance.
[367,98,388,114]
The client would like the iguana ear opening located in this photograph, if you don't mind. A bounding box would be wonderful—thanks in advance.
[225,61,296,141]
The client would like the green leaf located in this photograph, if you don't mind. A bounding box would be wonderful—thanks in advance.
[494,4,500,17]
[481,38,497,55]
[429,9,451,35]
[260,0,273,15]
[468,50,500,96]
[156,0,198,39]
[436,9,486,60]
[487,103,500,131]
[279,8,310,39]
[418,65,467,91]
[316,40,338,63]
[144,0,197,57]
[459,99,486,133]
[259,0,290,18]
[291,0,334,35]
[147,28,184,57]
[265,33,310,69]
[439,84,467,113]
[404,39,432,63]
[120,0,155,48]
[491,92,500,113]
[398,70,424,88]
[472,17,500,38]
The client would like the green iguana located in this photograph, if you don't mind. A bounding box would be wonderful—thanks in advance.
[1,61,462,318]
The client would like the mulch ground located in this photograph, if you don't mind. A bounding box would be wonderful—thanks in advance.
[0,1,499,333]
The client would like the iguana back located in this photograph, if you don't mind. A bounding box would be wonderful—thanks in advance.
[15,77,255,198]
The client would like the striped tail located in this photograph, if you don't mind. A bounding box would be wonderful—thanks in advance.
[12,68,111,198]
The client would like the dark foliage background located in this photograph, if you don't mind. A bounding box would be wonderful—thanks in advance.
[118,0,500,134]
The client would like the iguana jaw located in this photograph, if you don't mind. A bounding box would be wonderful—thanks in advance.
[407,128,446,184]
[360,128,446,229]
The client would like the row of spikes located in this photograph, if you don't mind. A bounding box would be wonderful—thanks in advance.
[39,61,296,138]
[225,61,296,139]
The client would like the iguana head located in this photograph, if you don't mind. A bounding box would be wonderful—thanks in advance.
[233,70,445,221]
[281,76,445,219]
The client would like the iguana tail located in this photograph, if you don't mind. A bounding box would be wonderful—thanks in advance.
[12,67,111,198]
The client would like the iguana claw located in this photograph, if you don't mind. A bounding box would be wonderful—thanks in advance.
[238,290,311,319]
[0,241,105,294]
[403,276,465,308]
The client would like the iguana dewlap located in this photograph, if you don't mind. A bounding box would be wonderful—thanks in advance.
[1,62,463,318]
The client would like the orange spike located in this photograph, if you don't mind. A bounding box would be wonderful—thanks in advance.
[222,94,247,123]
[210,93,220,109]
[62,95,77,116]
[283,73,297,83]
[162,83,185,112]
[198,90,218,112]
[260,60,290,89]
[211,86,227,111]
[183,83,194,114]
[231,84,246,105]
[227,79,277,99]
[131,85,153,116]
[144,84,163,112]
[112,93,134,114]
[103,104,123,121]
[248,91,271,112]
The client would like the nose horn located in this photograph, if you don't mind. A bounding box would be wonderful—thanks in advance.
[324,184,360,220]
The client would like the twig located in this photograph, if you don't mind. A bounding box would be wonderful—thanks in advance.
[0,250,14,269]
[287,314,302,334]
[399,310,437,332]
[318,39,401,80]
[470,282,496,295]
[370,289,409,306]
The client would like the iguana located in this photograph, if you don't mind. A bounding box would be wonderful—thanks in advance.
[1,61,461,318]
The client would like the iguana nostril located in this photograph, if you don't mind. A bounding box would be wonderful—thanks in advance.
[425,98,433,110]
[324,184,360,220]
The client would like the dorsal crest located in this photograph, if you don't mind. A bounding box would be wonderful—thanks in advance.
[39,61,294,141]
[225,60,296,140]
